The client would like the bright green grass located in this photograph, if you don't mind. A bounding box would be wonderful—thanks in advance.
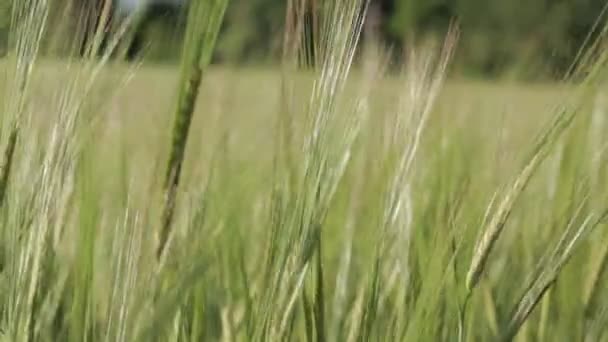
[0,1,607,338]
[1,59,604,341]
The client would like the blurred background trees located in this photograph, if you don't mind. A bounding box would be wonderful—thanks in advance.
[0,0,606,79]
[0,0,9,56]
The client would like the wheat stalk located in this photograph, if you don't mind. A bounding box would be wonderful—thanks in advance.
[157,0,228,262]
[465,106,578,294]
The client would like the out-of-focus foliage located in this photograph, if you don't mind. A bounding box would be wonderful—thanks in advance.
[0,0,607,79]
[0,0,9,55]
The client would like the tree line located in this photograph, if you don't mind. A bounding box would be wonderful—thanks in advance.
[1,0,606,79]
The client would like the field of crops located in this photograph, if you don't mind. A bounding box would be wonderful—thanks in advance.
[1,0,607,341]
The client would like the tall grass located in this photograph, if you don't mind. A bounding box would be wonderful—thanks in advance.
[158,0,228,263]
[0,0,607,341]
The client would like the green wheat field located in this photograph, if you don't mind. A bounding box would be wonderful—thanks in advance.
[0,0,607,341]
